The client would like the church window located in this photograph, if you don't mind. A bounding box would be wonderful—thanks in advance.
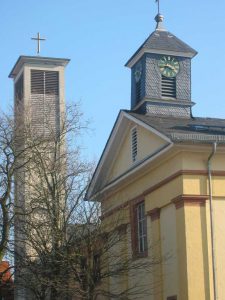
[31,70,59,95]
[161,75,176,98]
[136,202,147,254]
[131,127,138,162]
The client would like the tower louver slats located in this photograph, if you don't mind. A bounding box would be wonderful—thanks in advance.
[161,75,176,98]
[31,70,44,94]
[31,70,59,95]
[45,71,59,95]
[131,127,138,162]
[30,69,60,137]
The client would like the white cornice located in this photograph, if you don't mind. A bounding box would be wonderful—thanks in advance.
[123,112,171,143]
[90,142,174,201]
[9,56,70,79]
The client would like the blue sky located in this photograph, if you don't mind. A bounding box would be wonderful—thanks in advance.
[1,0,225,161]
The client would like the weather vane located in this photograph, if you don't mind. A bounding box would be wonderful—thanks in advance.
[155,0,160,14]
[31,32,46,56]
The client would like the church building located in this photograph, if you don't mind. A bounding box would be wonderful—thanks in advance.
[87,12,225,300]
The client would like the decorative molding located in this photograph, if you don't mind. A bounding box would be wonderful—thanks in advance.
[100,201,129,220]
[172,195,208,209]
[101,169,225,218]
[143,170,182,196]
[147,208,161,221]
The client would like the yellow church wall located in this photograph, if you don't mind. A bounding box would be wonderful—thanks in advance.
[183,174,225,196]
[181,151,209,170]
[108,127,131,183]
[160,204,178,299]
[101,147,225,300]
[108,124,167,182]
[213,198,225,300]
[102,151,184,214]
[183,204,210,300]
[212,176,225,196]
[145,176,183,211]
[183,174,208,195]
[137,125,167,161]
[181,150,225,171]
[173,199,214,300]
[175,206,188,300]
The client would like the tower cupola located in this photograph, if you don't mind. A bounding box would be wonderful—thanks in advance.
[125,14,197,118]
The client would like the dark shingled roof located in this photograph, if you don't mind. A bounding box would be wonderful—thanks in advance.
[126,111,225,143]
[143,30,197,54]
[126,30,197,67]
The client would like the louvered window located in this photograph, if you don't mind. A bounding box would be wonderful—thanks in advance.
[136,80,141,102]
[161,75,176,98]
[15,73,24,102]
[131,127,138,162]
[31,70,59,95]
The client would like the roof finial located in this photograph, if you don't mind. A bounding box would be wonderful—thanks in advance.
[155,0,160,15]
[154,0,165,31]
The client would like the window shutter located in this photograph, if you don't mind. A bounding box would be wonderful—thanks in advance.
[45,71,59,95]
[31,70,44,94]
[161,75,176,98]
[131,127,138,162]
[31,70,59,95]
[136,80,141,102]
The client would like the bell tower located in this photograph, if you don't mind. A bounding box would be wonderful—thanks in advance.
[125,14,197,118]
[9,55,70,300]
[9,56,70,136]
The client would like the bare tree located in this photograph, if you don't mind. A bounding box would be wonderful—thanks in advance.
[0,110,32,262]
[13,104,161,300]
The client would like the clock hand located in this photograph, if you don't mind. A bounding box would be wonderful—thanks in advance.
[165,64,176,71]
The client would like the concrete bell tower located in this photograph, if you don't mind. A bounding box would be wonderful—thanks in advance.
[9,55,70,300]
[9,55,70,136]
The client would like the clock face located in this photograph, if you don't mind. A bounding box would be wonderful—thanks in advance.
[134,63,142,82]
[158,56,180,78]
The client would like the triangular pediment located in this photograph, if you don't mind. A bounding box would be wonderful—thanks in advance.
[87,111,173,200]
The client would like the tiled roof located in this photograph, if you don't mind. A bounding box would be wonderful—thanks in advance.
[126,30,197,66]
[126,111,225,143]
[143,30,197,54]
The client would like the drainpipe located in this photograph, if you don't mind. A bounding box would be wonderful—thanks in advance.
[207,142,217,300]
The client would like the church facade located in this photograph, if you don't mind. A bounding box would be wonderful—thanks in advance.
[87,13,225,300]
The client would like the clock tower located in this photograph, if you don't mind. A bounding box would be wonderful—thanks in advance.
[125,14,197,118]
